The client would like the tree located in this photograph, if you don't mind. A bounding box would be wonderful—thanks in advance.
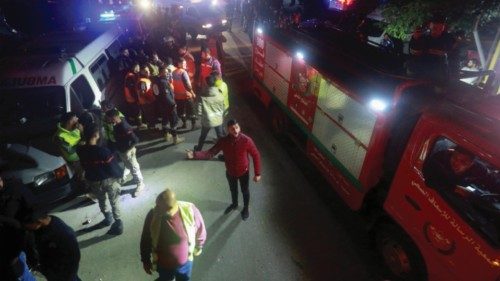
[381,0,500,40]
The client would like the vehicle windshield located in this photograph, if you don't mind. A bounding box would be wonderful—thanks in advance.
[0,86,66,128]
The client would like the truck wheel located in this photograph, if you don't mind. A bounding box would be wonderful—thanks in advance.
[270,106,288,136]
[375,224,427,281]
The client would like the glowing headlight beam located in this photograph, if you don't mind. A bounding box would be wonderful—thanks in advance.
[369,99,388,112]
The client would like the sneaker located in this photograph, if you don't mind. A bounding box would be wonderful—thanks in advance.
[107,219,123,235]
[138,123,148,130]
[224,204,238,215]
[133,183,145,198]
[241,208,249,220]
[164,132,173,142]
[173,136,185,144]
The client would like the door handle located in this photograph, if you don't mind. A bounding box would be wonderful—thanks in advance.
[404,195,421,211]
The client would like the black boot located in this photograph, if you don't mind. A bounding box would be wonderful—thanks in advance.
[241,207,249,221]
[107,219,123,235]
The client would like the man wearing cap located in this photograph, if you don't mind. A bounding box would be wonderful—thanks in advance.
[140,189,206,281]
[187,119,261,220]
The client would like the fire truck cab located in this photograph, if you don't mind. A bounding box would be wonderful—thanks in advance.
[252,23,499,281]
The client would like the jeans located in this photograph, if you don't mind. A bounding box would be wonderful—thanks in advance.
[226,171,250,208]
[88,178,122,220]
[157,261,193,281]
[195,125,224,151]
[162,106,179,137]
[118,147,143,184]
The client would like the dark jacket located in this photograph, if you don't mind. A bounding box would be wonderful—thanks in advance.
[157,76,176,107]
[33,216,80,281]
[114,120,139,153]
[77,145,123,182]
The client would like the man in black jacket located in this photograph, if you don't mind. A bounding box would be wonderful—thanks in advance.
[106,109,145,198]
[23,213,81,281]
[156,66,184,144]
[77,124,124,235]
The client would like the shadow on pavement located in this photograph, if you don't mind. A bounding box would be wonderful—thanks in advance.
[137,144,174,158]
[78,233,116,249]
[76,220,109,237]
[50,197,96,213]
[194,215,241,277]
[192,199,229,213]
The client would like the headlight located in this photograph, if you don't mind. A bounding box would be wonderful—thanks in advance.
[33,165,67,187]
[368,99,388,112]
[34,172,55,187]
[221,19,227,25]
[202,23,213,29]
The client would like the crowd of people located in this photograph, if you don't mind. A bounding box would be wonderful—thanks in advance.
[1,3,267,280]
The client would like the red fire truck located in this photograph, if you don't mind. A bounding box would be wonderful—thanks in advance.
[251,25,500,281]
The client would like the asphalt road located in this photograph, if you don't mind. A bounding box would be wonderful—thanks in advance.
[48,23,386,281]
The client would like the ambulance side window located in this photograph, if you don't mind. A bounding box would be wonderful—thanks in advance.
[90,55,111,91]
[70,75,94,109]
[69,91,83,114]
[423,137,500,247]
[106,40,121,60]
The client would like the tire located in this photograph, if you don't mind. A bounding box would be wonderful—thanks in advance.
[375,224,427,281]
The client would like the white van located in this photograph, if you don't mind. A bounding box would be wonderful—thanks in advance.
[0,26,123,127]
[0,26,124,206]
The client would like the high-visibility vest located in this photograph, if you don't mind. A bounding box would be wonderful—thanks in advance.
[102,110,124,142]
[124,72,137,103]
[55,123,81,162]
[136,77,155,105]
[172,68,190,100]
[215,79,229,111]
[150,201,197,270]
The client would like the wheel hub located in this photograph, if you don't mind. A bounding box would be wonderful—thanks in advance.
[381,241,412,276]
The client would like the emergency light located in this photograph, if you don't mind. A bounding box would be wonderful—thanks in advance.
[138,0,151,10]
[369,99,388,112]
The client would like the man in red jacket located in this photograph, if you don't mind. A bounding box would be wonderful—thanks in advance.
[186,119,261,220]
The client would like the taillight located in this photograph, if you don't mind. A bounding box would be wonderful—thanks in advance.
[54,165,67,180]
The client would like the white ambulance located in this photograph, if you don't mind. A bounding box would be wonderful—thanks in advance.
[0,26,124,206]
[0,26,123,124]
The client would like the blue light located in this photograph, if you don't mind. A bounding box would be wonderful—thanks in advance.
[100,10,117,21]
